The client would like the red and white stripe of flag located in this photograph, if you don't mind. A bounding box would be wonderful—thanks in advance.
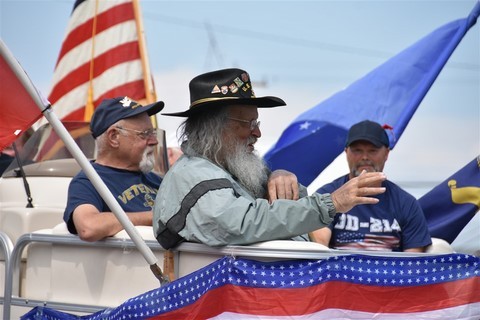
[48,0,148,122]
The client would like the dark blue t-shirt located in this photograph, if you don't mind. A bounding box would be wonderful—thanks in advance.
[63,162,162,234]
[317,175,431,251]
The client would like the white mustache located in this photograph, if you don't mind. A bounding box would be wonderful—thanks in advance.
[247,137,257,145]
[145,146,155,155]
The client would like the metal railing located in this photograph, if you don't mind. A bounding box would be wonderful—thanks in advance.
[2,232,441,320]
[0,232,13,307]
[2,232,165,320]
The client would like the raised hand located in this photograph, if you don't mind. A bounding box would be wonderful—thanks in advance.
[330,171,386,213]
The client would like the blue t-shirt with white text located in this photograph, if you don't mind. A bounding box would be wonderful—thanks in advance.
[317,175,431,251]
[63,162,161,234]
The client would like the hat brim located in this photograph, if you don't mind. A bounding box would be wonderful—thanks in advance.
[346,137,386,148]
[162,96,285,117]
[123,100,165,119]
[145,101,165,116]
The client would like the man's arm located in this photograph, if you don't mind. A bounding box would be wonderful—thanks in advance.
[266,169,386,210]
[72,204,152,242]
[309,228,332,247]
[404,247,426,253]
[399,189,431,253]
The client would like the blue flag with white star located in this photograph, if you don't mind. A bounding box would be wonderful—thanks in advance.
[263,2,480,186]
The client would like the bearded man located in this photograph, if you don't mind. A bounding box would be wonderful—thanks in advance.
[153,68,387,248]
[64,96,164,241]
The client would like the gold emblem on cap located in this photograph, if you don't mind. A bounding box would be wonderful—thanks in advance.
[233,77,244,88]
[211,85,221,94]
[229,83,238,93]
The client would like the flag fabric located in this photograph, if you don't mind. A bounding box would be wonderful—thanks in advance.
[21,254,480,319]
[48,0,154,122]
[452,214,480,257]
[0,39,47,152]
[420,156,480,254]
[263,2,480,186]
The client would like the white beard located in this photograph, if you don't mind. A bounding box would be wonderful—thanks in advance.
[139,147,155,174]
[223,140,268,199]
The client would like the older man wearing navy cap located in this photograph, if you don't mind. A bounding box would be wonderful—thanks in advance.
[311,120,432,252]
[64,96,164,241]
[153,69,387,248]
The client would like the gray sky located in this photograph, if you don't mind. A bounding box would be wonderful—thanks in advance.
[1,0,479,195]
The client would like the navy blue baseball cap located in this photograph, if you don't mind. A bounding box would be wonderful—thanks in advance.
[345,120,390,148]
[90,96,164,138]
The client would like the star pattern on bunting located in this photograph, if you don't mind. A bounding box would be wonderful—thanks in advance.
[43,254,478,320]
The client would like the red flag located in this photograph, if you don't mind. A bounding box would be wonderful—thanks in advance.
[0,40,46,152]
[48,0,155,122]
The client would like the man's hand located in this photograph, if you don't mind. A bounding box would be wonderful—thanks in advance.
[267,169,300,203]
[331,171,386,213]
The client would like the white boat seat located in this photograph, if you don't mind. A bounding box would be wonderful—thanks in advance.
[425,237,455,254]
[0,175,71,244]
[23,223,165,307]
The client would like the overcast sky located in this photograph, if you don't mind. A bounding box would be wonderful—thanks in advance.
[1,0,479,196]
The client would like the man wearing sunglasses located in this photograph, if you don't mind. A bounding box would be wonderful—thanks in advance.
[153,68,386,248]
[64,96,164,241]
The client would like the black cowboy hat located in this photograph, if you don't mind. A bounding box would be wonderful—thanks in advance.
[162,68,286,117]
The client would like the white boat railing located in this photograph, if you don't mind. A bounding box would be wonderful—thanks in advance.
[2,229,452,320]
[3,231,166,319]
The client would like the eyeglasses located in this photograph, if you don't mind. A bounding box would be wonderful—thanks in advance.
[227,117,261,131]
[115,126,157,140]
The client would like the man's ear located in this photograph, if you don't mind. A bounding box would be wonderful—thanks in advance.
[106,127,120,147]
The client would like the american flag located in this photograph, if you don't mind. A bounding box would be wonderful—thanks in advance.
[335,233,400,251]
[22,253,480,319]
[48,0,155,122]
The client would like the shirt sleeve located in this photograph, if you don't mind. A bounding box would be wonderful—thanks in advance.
[400,196,432,250]
[63,174,104,234]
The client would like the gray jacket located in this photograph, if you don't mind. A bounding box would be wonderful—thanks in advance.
[153,155,336,248]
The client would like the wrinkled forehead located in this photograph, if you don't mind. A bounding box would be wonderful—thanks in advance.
[227,104,259,119]
[117,112,152,126]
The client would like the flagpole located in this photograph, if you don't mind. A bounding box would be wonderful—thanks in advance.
[132,0,177,279]
[0,39,169,285]
[132,0,158,127]
[132,0,156,103]
[83,0,100,122]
